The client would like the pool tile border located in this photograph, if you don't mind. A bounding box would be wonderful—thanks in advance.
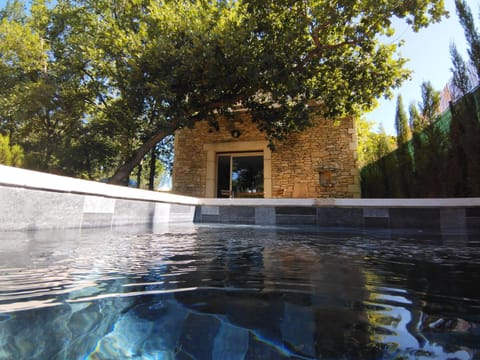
[1,165,480,234]
[193,204,480,234]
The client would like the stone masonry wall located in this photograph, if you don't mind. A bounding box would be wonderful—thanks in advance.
[271,116,360,198]
[172,112,360,198]
[172,111,263,198]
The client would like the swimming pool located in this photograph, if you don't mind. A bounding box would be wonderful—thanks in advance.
[0,224,479,359]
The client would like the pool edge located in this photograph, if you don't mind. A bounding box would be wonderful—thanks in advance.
[1,165,479,234]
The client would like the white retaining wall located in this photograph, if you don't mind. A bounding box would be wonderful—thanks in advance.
[0,165,198,231]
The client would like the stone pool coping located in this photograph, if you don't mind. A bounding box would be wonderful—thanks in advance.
[0,165,198,205]
[1,165,479,233]
[2,164,479,208]
[197,197,480,208]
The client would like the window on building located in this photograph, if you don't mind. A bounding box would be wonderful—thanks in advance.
[216,153,264,198]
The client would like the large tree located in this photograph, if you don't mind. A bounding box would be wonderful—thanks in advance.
[107,0,447,184]
[1,0,447,184]
[0,0,125,177]
[0,0,46,142]
[0,0,112,175]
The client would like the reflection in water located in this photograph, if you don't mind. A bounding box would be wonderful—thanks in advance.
[362,237,480,360]
[0,225,479,359]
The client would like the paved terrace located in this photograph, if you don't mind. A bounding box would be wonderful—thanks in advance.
[1,165,479,234]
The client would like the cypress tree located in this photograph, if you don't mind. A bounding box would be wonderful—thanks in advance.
[409,102,422,134]
[453,0,480,196]
[455,0,480,79]
[419,81,441,126]
[395,95,411,146]
[450,42,472,97]
[395,95,413,197]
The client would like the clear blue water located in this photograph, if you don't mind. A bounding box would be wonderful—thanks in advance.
[0,224,479,360]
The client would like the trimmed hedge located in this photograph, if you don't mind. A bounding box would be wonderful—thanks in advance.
[361,88,480,198]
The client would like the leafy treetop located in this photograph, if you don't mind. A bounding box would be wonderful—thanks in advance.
[0,0,447,184]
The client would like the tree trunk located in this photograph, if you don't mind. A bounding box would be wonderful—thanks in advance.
[136,162,142,188]
[108,130,170,185]
[148,146,157,190]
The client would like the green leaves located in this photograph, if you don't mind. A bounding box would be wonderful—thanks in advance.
[0,19,46,74]
[356,118,395,168]
[0,134,24,167]
[0,0,447,183]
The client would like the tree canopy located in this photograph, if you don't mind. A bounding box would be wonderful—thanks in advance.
[0,0,447,184]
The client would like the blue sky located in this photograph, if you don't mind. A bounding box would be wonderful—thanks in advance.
[0,0,475,135]
[367,0,474,134]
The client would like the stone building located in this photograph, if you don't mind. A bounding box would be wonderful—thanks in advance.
[172,110,360,198]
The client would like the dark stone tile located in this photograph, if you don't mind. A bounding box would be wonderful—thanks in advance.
[199,214,220,223]
[440,208,466,235]
[212,322,249,359]
[466,207,480,217]
[275,207,317,225]
[363,208,389,218]
[219,206,255,224]
[276,207,317,215]
[194,206,221,223]
[276,215,317,225]
[317,208,364,227]
[280,303,316,358]
[245,332,290,359]
[200,206,220,216]
[255,207,276,225]
[178,313,220,359]
[466,217,480,233]
[389,208,440,231]
[364,217,390,228]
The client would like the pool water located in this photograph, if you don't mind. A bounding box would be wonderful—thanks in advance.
[0,225,479,359]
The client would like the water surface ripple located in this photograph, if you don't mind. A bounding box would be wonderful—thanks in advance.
[0,225,479,359]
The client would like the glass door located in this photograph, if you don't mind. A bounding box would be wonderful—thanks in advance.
[216,153,264,198]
